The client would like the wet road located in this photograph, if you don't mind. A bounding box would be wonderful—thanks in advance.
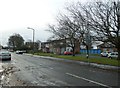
[0,53,119,87]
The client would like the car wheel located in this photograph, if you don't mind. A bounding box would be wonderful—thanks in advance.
[8,58,11,60]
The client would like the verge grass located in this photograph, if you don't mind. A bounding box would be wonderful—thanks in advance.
[35,52,120,66]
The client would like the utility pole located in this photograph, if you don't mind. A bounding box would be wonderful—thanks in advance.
[85,11,91,59]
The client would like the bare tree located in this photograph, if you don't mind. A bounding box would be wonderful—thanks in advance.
[81,1,120,59]
[48,3,93,57]
[48,0,120,59]
[66,2,93,58]
[66,0,120,59]
[48,14,84,56]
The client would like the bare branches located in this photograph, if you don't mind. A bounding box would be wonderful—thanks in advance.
[47,0,120,59]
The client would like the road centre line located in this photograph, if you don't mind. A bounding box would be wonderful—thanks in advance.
[66,73,112,88]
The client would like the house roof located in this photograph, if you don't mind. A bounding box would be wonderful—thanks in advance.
[42,38,66,44]
[97,42,115,48]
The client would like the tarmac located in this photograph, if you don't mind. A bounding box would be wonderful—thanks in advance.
[26,54,120,71]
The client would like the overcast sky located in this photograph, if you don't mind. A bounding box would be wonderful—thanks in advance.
[0,0,92,46]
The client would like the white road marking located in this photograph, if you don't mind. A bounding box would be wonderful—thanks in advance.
[66,73,112,88]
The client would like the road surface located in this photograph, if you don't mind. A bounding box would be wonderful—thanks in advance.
[0,53,119,87]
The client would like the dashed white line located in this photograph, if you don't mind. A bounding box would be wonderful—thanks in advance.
[66,73,112,88]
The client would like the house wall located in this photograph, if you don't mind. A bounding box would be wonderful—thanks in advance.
[97,42,117,52]
[101,48,117,52]
[41,39,80,54]
[66,47,72,52]
[61,48,65,54]
[75,41,80,53]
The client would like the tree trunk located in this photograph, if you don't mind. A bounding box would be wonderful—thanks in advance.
[116,44,120,60]
[72,47,75,56]
[86,45,89,58]
[118,49,120,60]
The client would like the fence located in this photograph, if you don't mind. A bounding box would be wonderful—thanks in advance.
[80,49,101,54]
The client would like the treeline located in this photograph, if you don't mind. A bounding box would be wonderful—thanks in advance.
[7,33,40,52]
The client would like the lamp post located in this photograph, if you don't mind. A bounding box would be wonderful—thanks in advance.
[27,27,35,54]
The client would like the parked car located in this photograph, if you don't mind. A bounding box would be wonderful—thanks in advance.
[64,51,73,55]
[0,51,11,61]
[100,51,110,57]
[16,50,23,54]
[108,52,118,58]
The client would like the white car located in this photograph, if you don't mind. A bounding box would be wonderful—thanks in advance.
[16,50,23,54]
[108,52,118,58]
[101,51,110,57]
[0,51,11,61]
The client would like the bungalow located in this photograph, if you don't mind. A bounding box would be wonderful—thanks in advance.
[97,42,117,52]
[41,39,66,54]
[41,39,80,54]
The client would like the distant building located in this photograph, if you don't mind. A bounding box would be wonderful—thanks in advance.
[25,42,39,51]
[41,39,66,54]
[41,39,80,54]
[80,43,101,54]
[97,42,117,52]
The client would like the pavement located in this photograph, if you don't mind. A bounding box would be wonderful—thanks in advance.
[25,53,120,71]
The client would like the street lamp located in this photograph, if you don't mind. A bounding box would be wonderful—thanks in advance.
[27,27,35,54]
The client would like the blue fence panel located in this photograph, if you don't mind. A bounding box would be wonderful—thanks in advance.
[80,49,101,54]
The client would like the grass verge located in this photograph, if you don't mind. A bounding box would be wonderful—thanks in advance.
[34,52,120,66]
